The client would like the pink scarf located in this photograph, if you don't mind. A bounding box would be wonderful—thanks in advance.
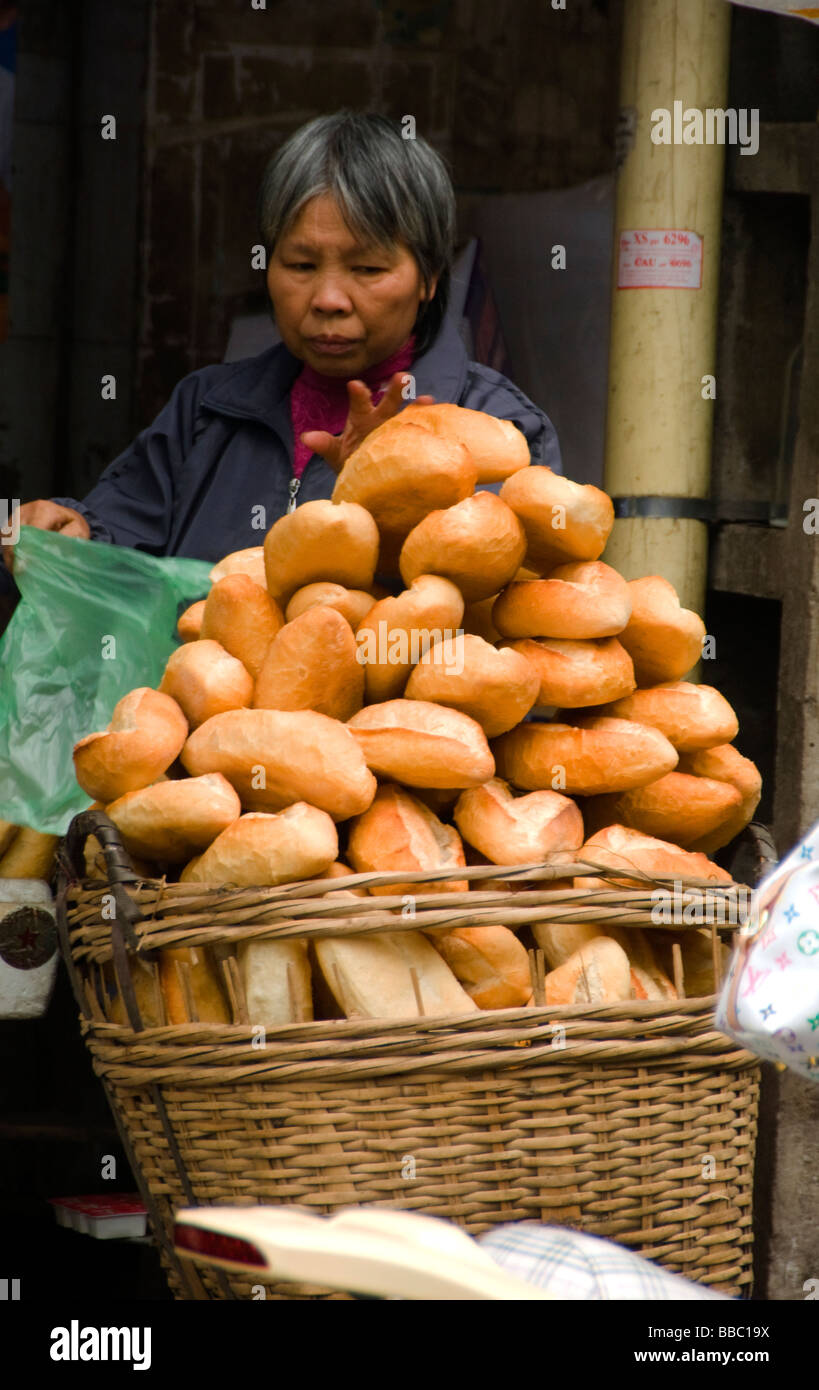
[289,335,416,478]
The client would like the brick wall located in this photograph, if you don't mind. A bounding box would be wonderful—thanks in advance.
[139,0,623,422]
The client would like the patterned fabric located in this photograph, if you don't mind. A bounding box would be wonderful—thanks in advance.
[717,819,819,1079]
[477,1224,729,1300]
[289,335,416,478]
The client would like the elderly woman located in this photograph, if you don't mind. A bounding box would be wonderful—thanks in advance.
[4,110,560,568]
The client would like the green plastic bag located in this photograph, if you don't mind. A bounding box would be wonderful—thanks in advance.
[0,527,212,834]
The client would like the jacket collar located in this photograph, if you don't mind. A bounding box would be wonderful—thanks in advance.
[199,313,470,430]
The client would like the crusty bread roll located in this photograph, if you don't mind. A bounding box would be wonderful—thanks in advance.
[494,715,678,797]
[501,636,636,709]
[677,744,762,853]
[332,421,477,560]
[600,681,739,752]
[454,778,583,864]
[347,699,495,790]
[263,499,380,601]
[105,772,241,863]
[500,467,614,570]
[181,708,377,819]
[104,954,165,1027]
[73,687,189,803]
[0,827,59,879]
[618,576,706,685]
[389,402,530,482]
[462,594,502,644]
[531,917,675,998]
[238,939,313,1025]
[581,772,743,849]
[398,491,526,602]
[404,633,538,738]
[253,606,364,721]
[432,925,532,1008]
[347,783,468,897]
[313,929,478,1020]
[493,562,632,640]
[200,574,284,678]
[209,546,267,589]
[285,582,376,631]
[159,946,232,1024]
[179,804,337,886]
[177,599,205,642]
[652,927,732,997]
[531,920,604,970]
[355,575,465,703]
[577,823,732,889]
[543,936,633,1006]
[598,926,676,1000]
[159,639,253,729]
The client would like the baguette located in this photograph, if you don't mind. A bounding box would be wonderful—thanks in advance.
[389,402,530,482]
[454,778,583,864]
[179,804,337,887]
[599,682,739,752]
[493,562,631,640]
[355,575,464,703]
[313,929,478,1020]
[499,467,614,570]
[500,636,636,708]
[581,772,743,848]
[159,640,253,728]
[73,687,189,803]
[432,925,532,1009]
[253,605,364,721]
[200,574,284,678]
[347,783,468,896]
[105,772,241,863]
[543,936,632,1006]
[493,716,678,796]
[399,491,526,601]
[347,699,495,789]
[618,576,706,685]
[404,634,539,738]
[181,708,377,819]
[263,499,379,601]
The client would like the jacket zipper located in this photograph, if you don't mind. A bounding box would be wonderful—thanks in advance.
[287,476,301,513]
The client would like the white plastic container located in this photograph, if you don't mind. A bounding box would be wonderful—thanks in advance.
[0,879,58,1019]
[49,1195,148,1240]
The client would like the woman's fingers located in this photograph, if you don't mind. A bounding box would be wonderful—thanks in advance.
[58,518,92,540]
[1,501,90,571]
[298,375,439,476]
[300,429,344,472]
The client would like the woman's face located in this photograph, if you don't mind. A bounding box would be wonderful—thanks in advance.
[266,193,436,376]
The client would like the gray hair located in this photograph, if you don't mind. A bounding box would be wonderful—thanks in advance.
[258,111,455,354]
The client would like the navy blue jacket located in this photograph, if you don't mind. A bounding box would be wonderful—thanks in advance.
[51,315,561,564]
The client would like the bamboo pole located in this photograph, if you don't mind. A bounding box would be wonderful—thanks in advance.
[603,0,732,618]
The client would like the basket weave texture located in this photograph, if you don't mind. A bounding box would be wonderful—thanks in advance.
[57,812,760,1301]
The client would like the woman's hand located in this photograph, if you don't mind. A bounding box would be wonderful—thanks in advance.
[1,500,91,572]
[300,373,436,475]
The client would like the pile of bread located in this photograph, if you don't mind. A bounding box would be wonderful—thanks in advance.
[71,403,760,1029]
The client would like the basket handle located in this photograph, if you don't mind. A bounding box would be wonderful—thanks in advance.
[56,808,148,1032]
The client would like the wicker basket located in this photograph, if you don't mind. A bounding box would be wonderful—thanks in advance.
[55,810,765,1301]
